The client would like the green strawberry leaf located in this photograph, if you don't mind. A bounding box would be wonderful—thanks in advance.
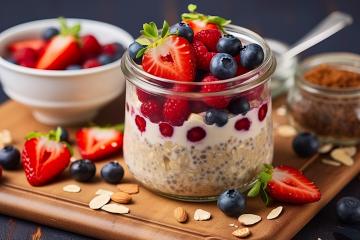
[113,123,125,132]
[207,15,231,26]
[260,187,272,206]
[161,20,170,38]
[136,38,151,46]
[25,132,44,140]
[136,47,147,59]
[143,22,158,38]
[247,180,261,197]
[58,17,81,38]
[181,13,200,20]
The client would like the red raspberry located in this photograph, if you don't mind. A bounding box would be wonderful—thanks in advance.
[81,34,102,58]
[235,118,251,131]
[136,88,154,103]
[192,39,216,71]
[140,99,162,123]
[200,75,230,109]
[83,59,101,68]
[258,103,268,121]
[102,43,122,56]
[159,122,174,137]
[187,127,206,142]
[19,59,36,68]
[194,29,221,52]
[241,85,264,101]
[135,115,146,132]
[13,48,37,63]
[163,98,190,126]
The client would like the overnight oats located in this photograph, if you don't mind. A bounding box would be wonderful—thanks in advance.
[121,5,276,201]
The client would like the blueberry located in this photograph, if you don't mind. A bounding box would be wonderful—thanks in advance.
[170,22,194,42]
[205,109,228,127]
[98,54,113,65]
[336,197,360,224]
[292,132,320,158]
[217,34,242,56]
[42,27,59,40]
[217,189,246,217]
[240,43,264,70]
[210,53,237,79]
[70,159,96,182]
[101,161,124,184]
[228,98,250,115]
[113,42,125,60]
[0,146,20,170]
[57,126,70,143]
[6,57,17,64]
[66,65,82,70]
[128,41,146,64]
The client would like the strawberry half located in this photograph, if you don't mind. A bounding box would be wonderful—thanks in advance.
[75,125,123,161]
[36,18,81,70]
[8,39,46,53]
[22,128,71,186]
[181,4,231,35]
[248,164,321,205]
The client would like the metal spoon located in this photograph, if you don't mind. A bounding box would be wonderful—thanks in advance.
[281,11,353,61]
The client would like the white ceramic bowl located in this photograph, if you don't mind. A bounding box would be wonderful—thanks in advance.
[0,19,133,126]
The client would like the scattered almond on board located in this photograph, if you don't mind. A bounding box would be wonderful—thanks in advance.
[63,184,81,193]
[0,129,12,148]
[101,203,129,214]
[194,209,211,221]
[277,125,297,137]
[321,158,341,167]
[174,207,188,223]
[318,144,333,154]
[232,227,251,238]
[267,206,283,220]
[330,148,355,166]
[95,189,114,196]
[238,214,261,226]
[117,183,139,194]
[111,192,132,204]
[89,194,111,210]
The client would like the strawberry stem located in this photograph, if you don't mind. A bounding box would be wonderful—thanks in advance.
[58,17,81,38]
[247,164,273,206]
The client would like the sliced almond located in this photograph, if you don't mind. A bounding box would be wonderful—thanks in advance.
[330,148,354,166]
[238,214,261,226]
[339,146,357,157]
[89,194,111,209]
[111,192,132,204]
[318,144,333,154]
[232,227,251,238]
[63,184,81,193]
[194,209,211,221]
[101,203,129,214]
[321,158,341,167]
[95,189,114,196]
[267,206,283,220]
[277,125,297,137]
[0,129,12,145]
[117,183,139,194]
[276,106,287,116]
[174,207,188,223]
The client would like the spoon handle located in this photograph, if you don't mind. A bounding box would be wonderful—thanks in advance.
[282,11,353,59]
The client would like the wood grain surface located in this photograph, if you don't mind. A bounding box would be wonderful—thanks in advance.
[0,97,359,240]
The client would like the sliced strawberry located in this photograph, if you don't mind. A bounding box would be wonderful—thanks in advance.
[22,130,71,186]
[248,165,321,204]
[83,58,101,68]
[142,35,196,81]
[192,39,216,71]
[200,75,230,108]
[8,39,46,53]
[36,18,81,70]
[81,34,102,59]
[184,20,219,35]
[13,48,38,64]
[194,29,221,52]
[75,126,123,161]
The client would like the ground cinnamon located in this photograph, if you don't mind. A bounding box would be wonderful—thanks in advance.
[304,64,360,88]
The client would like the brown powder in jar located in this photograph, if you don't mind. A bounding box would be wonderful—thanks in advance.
[304,64,360,88]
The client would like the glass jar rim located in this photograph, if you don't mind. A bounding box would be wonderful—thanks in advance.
[121,24,276,96]
[296,52,360,97]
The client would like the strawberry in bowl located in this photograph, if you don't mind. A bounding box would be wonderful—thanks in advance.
[0,18,133,125]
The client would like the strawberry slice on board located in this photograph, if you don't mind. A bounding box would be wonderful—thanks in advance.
[8,39,46,53]
[136,21,196,82]
[75,125,124,161]
[248,164,321,205]
[36,18,81,70]
[181,4,231,35]
[22,128,72,186]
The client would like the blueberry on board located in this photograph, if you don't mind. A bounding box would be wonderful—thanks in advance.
[169,22,194,42]
[70,159,96,182]
[98,54,113,65]
[336,197,360,224]
[240,43,264,69]
[217,189,246,217]
[205,109,228,127]
[42,27,60,40]
[66,65,82,70]
[228,97,250,115]
[210,53,237,79]
[216,34,242,56]
[292,132,320,158]
[0,145,21,170]
[101,161,124,184]
[128,41,146,64]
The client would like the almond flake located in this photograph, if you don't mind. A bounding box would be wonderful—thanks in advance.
[95,189,114,196]
[277,125,297,137]
[89,194,111,209]
[232,228,251,238]
[318,144,333,154]
[0,129,12,147]
[276,106,287,116]
[330,148,354,166]
[339,146,357,157]
[267,206,283,220]
[63,184,81,193]
[238,214,261,226]
[117,183,139,194]
[174,207,188,223]
[101,203,129,214]
[194,209,211,221]
[321,158,341,167]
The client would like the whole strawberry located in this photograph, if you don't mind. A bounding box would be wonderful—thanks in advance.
[22,127,72,186]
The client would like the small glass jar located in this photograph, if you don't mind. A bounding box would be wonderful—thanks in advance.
[287,52,360,145]
[121,25,276,201]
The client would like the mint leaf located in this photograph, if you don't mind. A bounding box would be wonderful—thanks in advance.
[247,180,261,197]
[161,20,170,38]
[136,38,151,46]
[136,47,147,59]
[188,4,197,12]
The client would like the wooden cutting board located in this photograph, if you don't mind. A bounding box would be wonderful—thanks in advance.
[0,96,359,240]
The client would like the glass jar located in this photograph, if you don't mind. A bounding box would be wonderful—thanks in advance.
[287,52,360,145]
[121,25,276,201]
